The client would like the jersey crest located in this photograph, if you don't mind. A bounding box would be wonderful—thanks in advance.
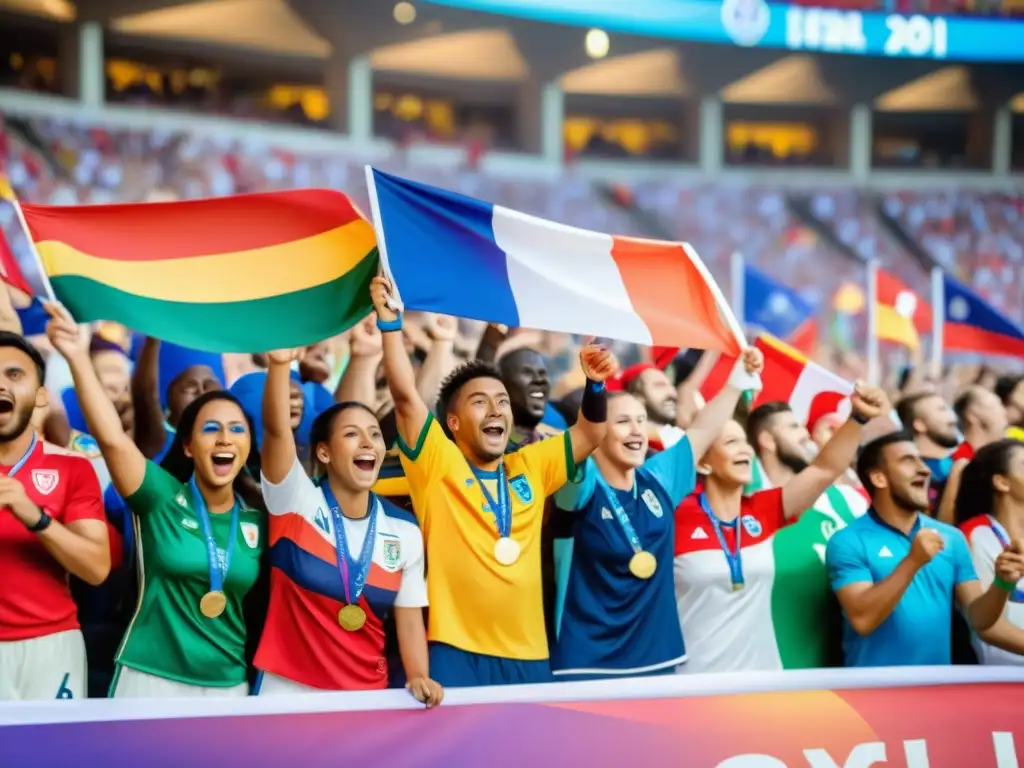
[31,469,59,495]
[741,514,763,538]
[642,489,663,518]
[241,521,260,548]
[509,474,533,504]
[381,537,402,570]
[175,492,189,509]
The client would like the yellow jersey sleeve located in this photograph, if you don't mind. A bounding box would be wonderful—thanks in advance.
[516,431,574,498]
[397,413,461,499]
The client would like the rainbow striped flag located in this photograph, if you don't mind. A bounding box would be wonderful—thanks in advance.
[19,190,378,352]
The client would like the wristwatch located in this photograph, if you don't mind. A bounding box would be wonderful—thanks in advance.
[27,510,52,533]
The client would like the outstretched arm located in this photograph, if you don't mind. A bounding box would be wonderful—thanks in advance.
[782,384,888,520]
[335,316,383,407]
[686,348,764,460]
[262,349,303,483]
[130,336,168,459]
[371,277,430,447]
[566,341,619,464]
[46,303,146,498]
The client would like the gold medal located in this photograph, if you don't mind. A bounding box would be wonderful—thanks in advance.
[199,590,227,618]
[338,604,367,632]
[493,536,521,566]
[628,551,657,580]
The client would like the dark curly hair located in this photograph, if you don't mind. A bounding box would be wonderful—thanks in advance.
[437,359,504,438]
[160,390,264,512]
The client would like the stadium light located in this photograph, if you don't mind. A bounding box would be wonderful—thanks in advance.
[394,1,417,24]
[585,28,609,59]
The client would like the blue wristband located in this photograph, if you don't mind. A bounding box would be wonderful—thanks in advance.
[377,314,403,333]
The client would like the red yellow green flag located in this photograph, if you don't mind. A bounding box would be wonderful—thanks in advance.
[19,190,378,352]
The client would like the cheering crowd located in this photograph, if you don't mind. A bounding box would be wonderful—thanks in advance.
[3,252,1024,705]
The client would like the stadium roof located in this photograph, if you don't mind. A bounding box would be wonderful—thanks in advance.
[1,0,1020,107]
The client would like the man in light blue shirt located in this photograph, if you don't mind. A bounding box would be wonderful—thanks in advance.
[827,431,1024,667]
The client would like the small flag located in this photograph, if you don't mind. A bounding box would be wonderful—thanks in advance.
[19,190,378,352]
[943,274,1024,358]
[702,334,853,425]
[873,268,932,350]
[743,263,816,342]
[366,167,742,356]
[0,227,33,295]
[0,173,14,202]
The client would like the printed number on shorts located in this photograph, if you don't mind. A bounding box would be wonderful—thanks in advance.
[55,672,74,699]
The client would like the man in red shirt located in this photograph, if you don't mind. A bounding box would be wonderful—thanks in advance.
[0,331,109,700]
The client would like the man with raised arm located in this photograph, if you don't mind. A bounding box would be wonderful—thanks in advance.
[371,276,618,687]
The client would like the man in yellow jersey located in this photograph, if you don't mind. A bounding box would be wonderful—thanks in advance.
[372,277,618,687]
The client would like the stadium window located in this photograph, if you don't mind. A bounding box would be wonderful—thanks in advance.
[722,103,840,167]
[372,85,513,148]
[563,95,689,161]
[0,22,60,94]
[871,111,986,170]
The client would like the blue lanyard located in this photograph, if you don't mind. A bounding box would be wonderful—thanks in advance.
[321,482,379,605]
[5,432,37,477]
[189,477,241,594]
[469,462,511,538]
[987,516,1024,603]
[594,472,642,555]
[699,494,744,588]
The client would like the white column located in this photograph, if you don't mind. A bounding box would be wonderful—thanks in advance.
[992,105,1012,177]
[347,55,372,143]
[848,104,872,185]
[540,81,564,167]
[699,96,723,174]
[78,21,104,109]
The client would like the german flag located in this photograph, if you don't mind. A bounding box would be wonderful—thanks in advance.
[19,190,378,352]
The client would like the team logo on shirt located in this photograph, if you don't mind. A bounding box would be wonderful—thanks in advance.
[601,507,613,521]
[740,515,762,538]
[241,522,260,549]
[508,474,533,504]
[641,489,663,518]
[381,538,402,569]
[313,507,331,535]
[180,517,198,531]
[31,469,59,495]
[175,492,189,509]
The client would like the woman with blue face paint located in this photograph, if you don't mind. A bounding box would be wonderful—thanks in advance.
[47,304,267,698]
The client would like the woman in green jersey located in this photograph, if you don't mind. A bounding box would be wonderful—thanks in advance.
[46,305,267,698]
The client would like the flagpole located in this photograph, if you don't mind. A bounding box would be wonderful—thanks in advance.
[930,266,944,378]
[730,251,745,328]
[866,259,879,386]
[10,201,57,304]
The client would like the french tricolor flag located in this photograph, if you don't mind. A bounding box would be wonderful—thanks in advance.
[365,167,743,355]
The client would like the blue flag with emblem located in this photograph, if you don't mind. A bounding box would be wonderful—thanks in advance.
[743,263,816,341]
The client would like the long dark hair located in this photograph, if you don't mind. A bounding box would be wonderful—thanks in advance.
[160,390,265,513]
[954,439,1021,526]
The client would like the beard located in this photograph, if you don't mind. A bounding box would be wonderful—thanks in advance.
[648,400,676,426]
[891,485,925,513]
[928,427,960,450]
[0,400,36,443]
[777,444,810,474]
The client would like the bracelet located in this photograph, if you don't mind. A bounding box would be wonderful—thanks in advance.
[581,378,607,423]
[851,412,870,426]
[27,510,52,533]
[994,575,1017,593]
[376,314,403,333]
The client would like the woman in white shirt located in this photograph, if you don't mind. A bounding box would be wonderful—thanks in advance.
[955,439,1024,665]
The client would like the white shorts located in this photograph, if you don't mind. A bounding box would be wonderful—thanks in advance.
[253,671,323,696]
[0,629,87,701]
[110,666,249,699]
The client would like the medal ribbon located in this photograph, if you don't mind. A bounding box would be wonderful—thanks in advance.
[594,472,643,556]
[3,432,37,477]
[321,483,379,606]
[986,516,1024,603]
[469,462,511,538]
[699,493,744,589]
[189,477,241,595]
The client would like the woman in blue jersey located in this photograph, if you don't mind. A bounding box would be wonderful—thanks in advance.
[551,349,763,681]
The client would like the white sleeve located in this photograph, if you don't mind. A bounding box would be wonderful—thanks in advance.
[394,524,428,608]
[969,530,997,589]
[260,457,318,518]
